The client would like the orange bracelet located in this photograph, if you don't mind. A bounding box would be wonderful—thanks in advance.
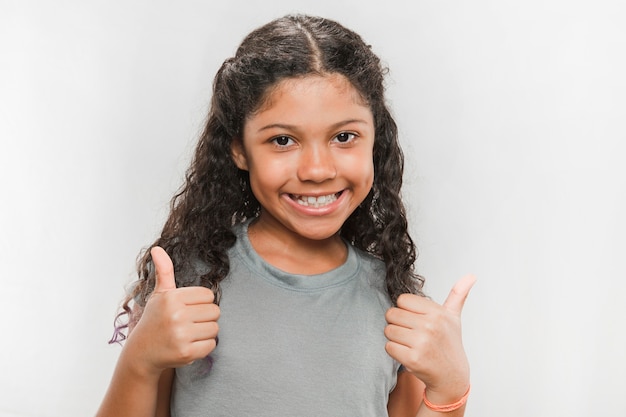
[422,385,471,413]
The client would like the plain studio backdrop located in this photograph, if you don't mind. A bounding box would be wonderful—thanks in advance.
[1,1,625,416]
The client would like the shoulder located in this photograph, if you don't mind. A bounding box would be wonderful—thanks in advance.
[351,244,386,285]
[347,244,395,312]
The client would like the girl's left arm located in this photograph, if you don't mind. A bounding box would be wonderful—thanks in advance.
[387,371,424,417]
[387,372,468,417]
[385,275,476,417]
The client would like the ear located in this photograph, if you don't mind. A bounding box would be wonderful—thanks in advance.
[230,137,249,171]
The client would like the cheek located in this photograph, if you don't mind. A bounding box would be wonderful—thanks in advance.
[247,157,291,196]
[363,154,376,198]
[359,164,374,190]
[350,151,375,188]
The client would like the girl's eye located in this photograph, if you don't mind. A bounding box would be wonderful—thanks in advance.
[334,132,356,143]
[272,135,294,147]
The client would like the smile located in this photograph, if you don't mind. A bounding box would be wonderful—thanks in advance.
[290,192,342,208]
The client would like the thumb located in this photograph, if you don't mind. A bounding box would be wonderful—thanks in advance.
[443,274,476,315]
[151,246,176,293]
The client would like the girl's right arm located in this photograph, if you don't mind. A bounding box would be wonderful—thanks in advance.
[96,247,220,417]
[96,347,175,417]
[385,275,475,417]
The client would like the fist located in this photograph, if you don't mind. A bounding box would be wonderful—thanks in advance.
[128,246,220,374]
[384,275,475,399]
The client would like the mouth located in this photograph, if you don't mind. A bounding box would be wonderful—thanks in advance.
[289,191,343,208]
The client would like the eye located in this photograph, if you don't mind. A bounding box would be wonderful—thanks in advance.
[271,135,295,147]
[333,132,356,143]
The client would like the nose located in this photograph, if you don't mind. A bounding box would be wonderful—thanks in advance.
[297,143,337,183]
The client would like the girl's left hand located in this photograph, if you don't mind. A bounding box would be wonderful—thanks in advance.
[384,275,476,403]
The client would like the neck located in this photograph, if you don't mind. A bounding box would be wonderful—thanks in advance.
[247,217,348,275]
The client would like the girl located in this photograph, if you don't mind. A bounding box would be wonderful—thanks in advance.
[98,14,474,417]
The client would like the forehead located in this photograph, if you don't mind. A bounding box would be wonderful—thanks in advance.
[253,73,369,115]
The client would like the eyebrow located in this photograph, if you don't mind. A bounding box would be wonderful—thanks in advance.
[257,119,370,133]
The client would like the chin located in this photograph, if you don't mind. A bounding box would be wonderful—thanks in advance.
[290,224,343,242]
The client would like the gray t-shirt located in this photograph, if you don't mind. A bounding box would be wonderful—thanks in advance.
[171,222,400,416]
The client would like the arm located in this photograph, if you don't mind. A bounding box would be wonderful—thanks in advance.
[96,347,174,417]
[155,369,175,417]
[388,373,468,417]
[385,276,476,417]
[387,371,424,417]
[96,247,219,417]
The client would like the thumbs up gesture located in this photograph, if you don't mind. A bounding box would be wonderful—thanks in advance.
[385,275,476,402]
[127,246,220,375]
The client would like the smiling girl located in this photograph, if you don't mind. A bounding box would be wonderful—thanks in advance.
[97,14,474,417]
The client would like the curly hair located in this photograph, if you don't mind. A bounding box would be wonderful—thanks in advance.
[111,14,424,343]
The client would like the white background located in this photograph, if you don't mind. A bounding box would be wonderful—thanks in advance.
[1,1,625,416]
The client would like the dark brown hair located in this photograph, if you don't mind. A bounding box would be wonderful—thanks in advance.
[111,14,424,342]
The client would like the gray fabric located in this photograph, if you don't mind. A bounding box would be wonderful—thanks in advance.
[171,222,400,416]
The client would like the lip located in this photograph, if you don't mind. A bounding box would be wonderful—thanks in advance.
[283,190,347,215]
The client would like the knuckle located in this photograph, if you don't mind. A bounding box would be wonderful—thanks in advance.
[168,309,184,325]
[383,325,392,339]
[406,350,421,368]
[396,294,411,308]
[206,322,219,338]
[211,304,221,319]
[161,292,180,311]
[170,325,188,345]
[176,346,194,363]
[197,286,214,299]
[204,339,217,356]
[384,308,395,322]
[209,338,218,351]
[423,319,438,336]
[159,263,174,277]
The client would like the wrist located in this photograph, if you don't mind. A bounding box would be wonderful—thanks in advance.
[423,384,471,413]
[120,340,163,381]
[422,371,470,404]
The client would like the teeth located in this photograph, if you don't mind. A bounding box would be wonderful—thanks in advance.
[294,193,338,208]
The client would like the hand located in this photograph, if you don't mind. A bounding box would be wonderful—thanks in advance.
[126,246,220,376]
[384,275,476,402]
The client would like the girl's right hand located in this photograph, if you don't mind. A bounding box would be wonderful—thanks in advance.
[125,246,220,377]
